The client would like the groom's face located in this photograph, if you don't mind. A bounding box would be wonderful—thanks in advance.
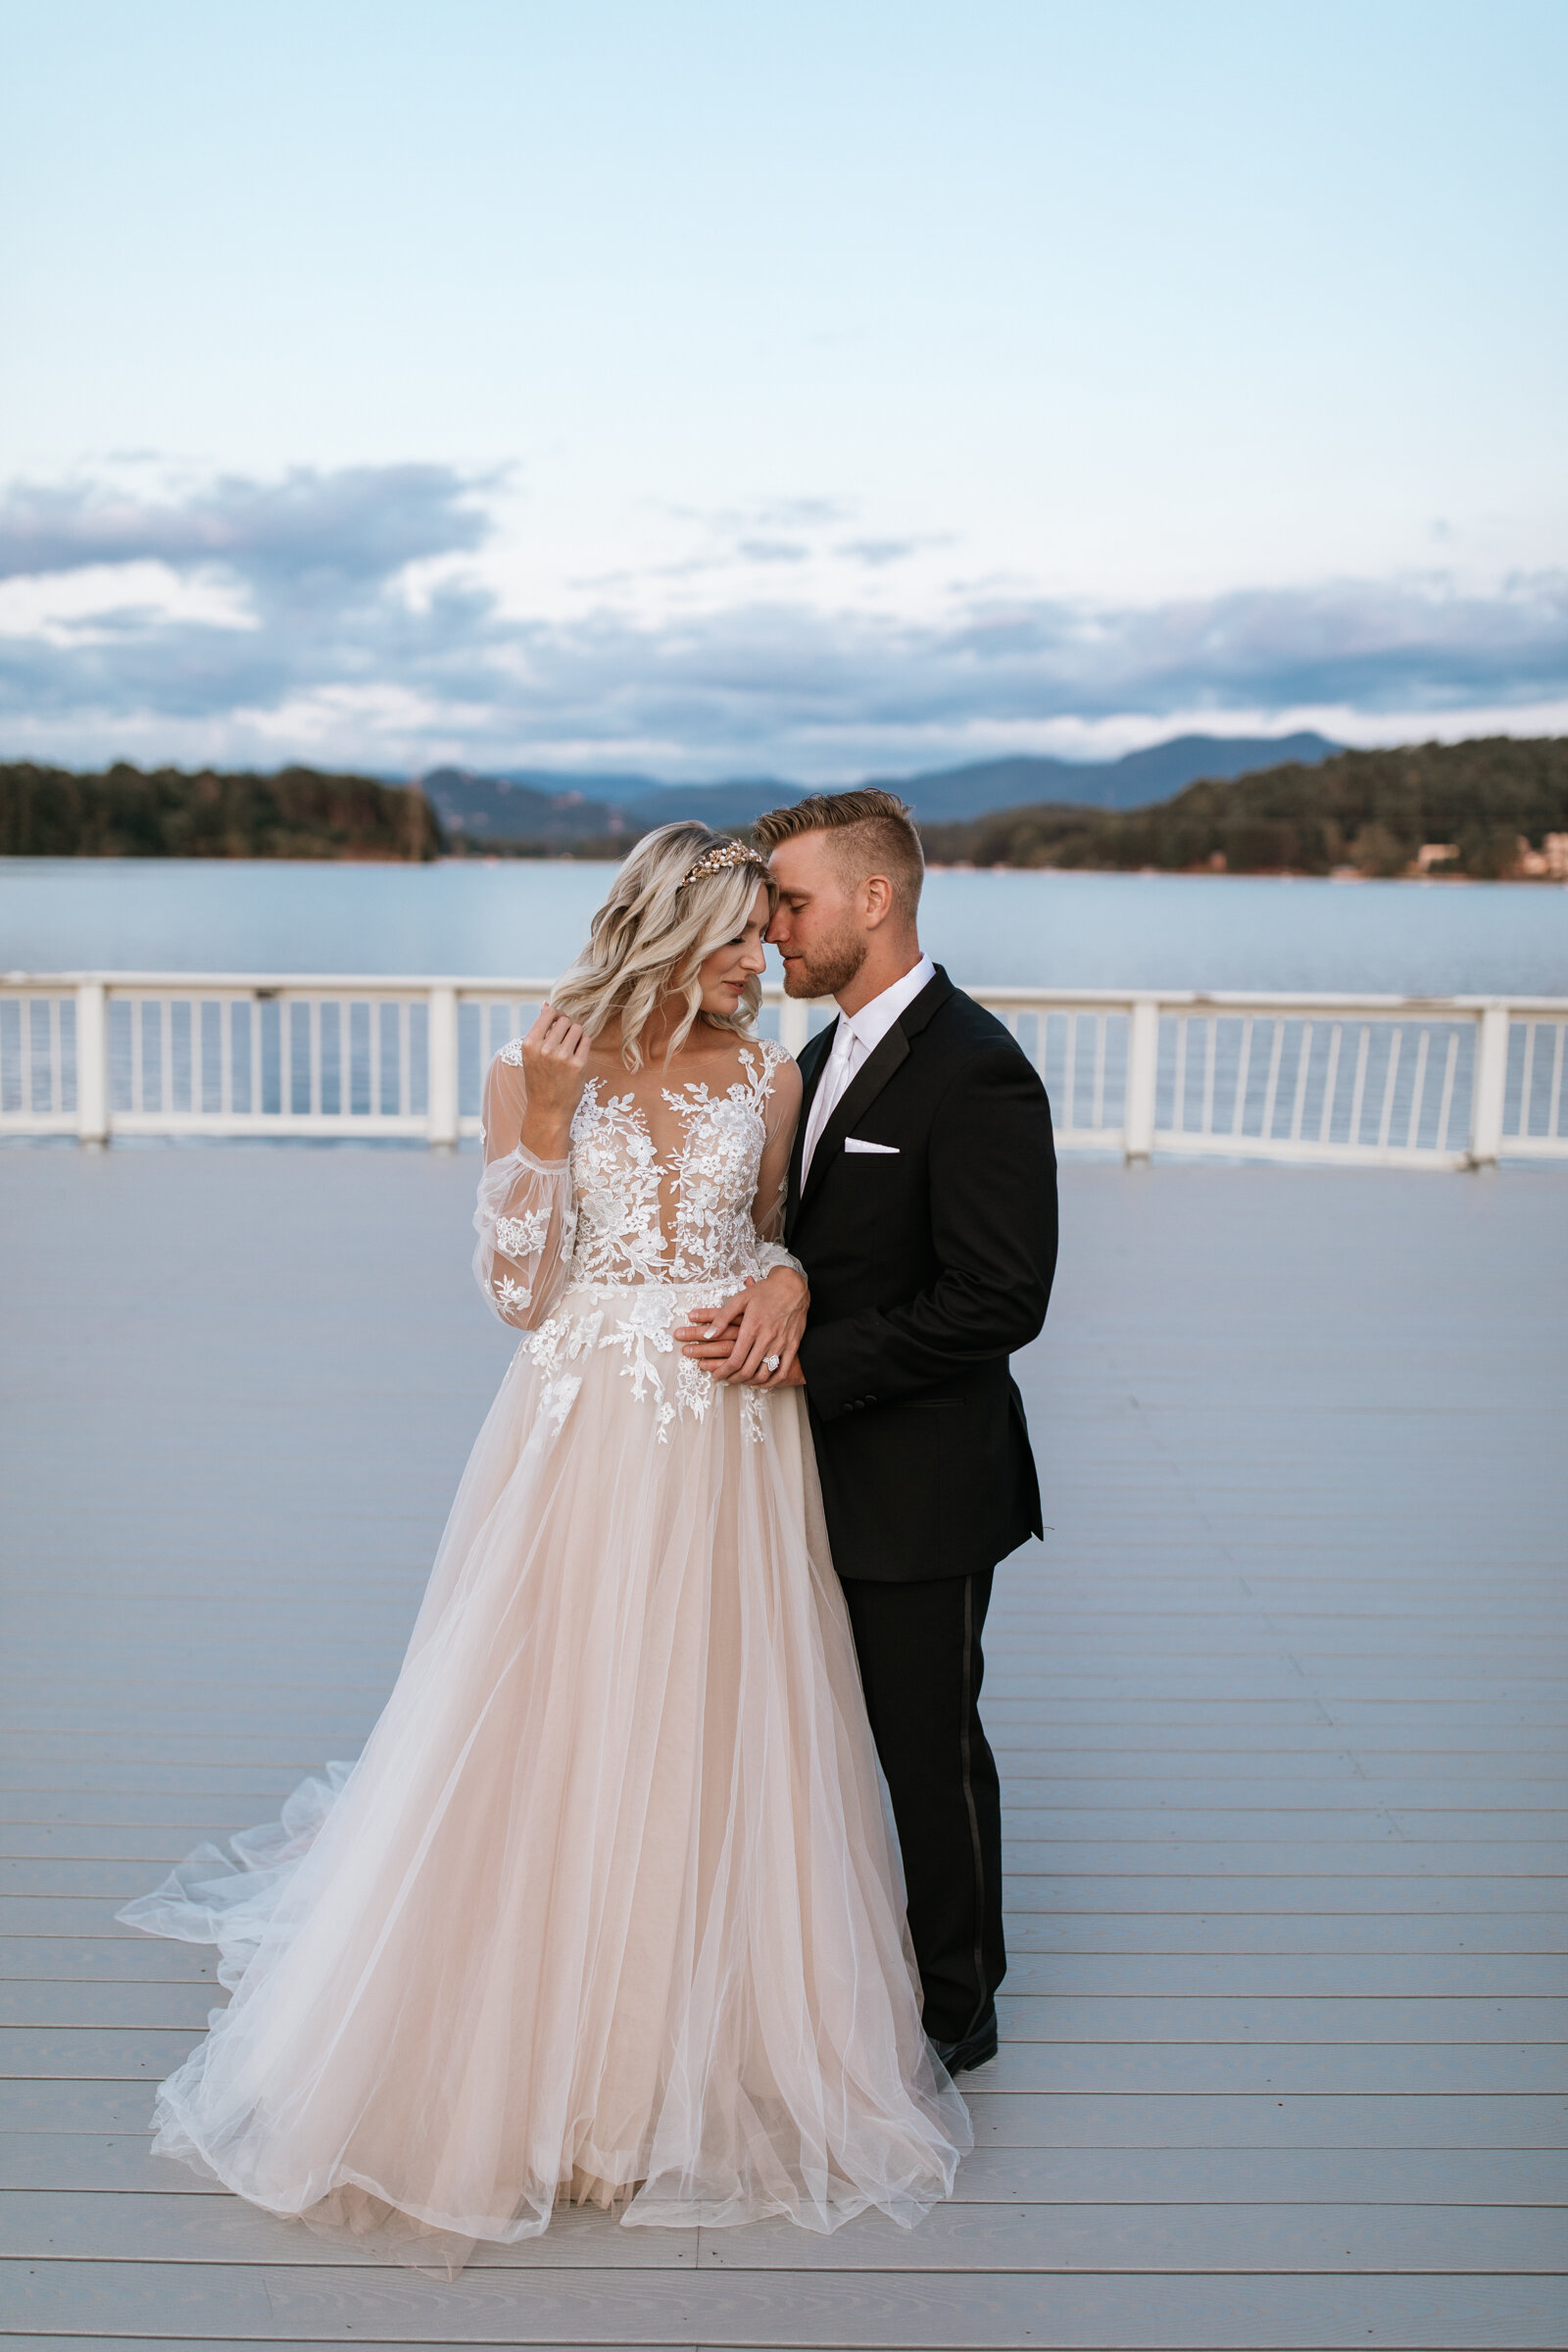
[765,832,870,1002]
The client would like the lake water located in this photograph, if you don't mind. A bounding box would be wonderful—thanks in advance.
[3,858,1566,997]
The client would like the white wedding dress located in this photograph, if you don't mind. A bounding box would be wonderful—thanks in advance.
[119,1034,970,2270]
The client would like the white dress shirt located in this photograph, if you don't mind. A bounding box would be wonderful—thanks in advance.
[799,954,935,1183]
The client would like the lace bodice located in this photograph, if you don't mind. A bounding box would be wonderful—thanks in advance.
[568,1052,796,1286]
[474,1034,804,1331]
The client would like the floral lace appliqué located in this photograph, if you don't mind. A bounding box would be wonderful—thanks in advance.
[491,1037,792,1445]
[522,1308,604,1432]
[567,1089,671,1287]
[494,1207,554,1258]
[523,1296,769,1446]
[595,1291,732,1445]
[565,1042,787,1290]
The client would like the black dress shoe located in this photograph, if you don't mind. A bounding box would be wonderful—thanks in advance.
[932,1999,998,2075]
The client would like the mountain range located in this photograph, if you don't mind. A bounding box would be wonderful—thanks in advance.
[421,732,1341,848]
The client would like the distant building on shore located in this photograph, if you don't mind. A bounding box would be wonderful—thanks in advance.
[1515,832,1568,881]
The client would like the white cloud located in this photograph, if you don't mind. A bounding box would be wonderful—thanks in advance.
[0,465,1562,780]
[0,560,256,644]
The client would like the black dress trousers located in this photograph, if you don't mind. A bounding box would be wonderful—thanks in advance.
[838,1569,1005,2046]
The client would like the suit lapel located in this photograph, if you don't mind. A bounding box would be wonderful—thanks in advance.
[795,1021,910,1222]
[784,1020,837,1238]
[788,965,956,1234]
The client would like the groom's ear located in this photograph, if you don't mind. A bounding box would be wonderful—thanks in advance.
[859,873,896,932]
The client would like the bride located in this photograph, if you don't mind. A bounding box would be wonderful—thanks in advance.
[119,822,971,2269]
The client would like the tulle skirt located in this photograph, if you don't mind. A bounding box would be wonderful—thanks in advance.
[118,1280,971,2270]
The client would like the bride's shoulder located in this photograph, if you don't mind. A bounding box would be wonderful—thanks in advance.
[737,1033,795,1079]
[672,1030,796,1104]
[737,1034,801,1112]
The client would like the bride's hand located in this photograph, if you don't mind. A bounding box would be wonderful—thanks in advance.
[675,1267,809,1387]
[516,1004,591,1157]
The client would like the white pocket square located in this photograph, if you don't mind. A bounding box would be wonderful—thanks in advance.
[844,1138,899,1154]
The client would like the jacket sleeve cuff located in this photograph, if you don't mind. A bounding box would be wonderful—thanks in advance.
[797,1319,885,1424]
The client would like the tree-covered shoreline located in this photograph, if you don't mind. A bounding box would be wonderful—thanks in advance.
[3,737,1565,876]
[915,737,1568,878]
[0,761,444,860]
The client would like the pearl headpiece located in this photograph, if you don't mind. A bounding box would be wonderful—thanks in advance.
[680,838,765,887]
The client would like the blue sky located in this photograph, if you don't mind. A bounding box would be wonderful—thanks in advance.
[1,0,1563,780]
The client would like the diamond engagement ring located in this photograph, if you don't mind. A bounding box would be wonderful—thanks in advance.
[761,1354,781,1373]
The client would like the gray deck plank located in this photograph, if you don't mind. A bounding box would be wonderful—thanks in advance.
[0,2190,695,2268]
[3,1150,1565,2349]
[4,1896,1561,1952]
[6,1939,1564,1994]
[8,1770,1568,1805]
[5,2026,1563,2094]
[11,1861,1564,1913]
[9,1826,1566,1875]
[2,2189,1563,2273]
[0,2342,683,2352]
[5,1983,1562,2043]
[696,2203,1562,2271]
[8,1722,1563,1761]
[8,2132,1565,2208]
[18,2077,1567,2148]
[9,1793,1568,1839]
[4,2261,1565,2345]
[1001,1879,1568,1912]
[0,1941,223,1983]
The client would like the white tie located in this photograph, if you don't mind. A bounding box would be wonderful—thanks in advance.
[801,1020,862,1183]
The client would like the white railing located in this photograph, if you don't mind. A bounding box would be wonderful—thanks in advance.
[2,973,1566,1167]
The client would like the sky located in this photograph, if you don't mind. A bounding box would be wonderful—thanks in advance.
[1,0,1563,782]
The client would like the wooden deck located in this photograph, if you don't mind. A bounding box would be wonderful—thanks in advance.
[2,1144,1564,2350]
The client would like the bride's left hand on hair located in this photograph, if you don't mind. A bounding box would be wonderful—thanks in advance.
[515,1004,592,1158]
[676,1266,808,1387]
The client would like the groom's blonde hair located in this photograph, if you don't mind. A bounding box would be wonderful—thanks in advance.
[753,788,924,922]
[551,821,775,1070]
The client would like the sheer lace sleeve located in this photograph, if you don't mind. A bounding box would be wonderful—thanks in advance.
[750,1048,806,1278]
[472,1047,578,1330]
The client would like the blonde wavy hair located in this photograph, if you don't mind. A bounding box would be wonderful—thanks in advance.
[551,822,776,1069]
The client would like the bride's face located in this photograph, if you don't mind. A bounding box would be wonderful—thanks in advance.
[695,882,771,1018]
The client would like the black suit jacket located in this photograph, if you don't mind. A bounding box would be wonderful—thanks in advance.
[786,965,1057,1583]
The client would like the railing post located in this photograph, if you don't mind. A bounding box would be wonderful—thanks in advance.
[1124,996,1159,1161]
[75,980,109,1147]
[428,985,460,1148]
[777,994,810,1055]
[1468,1001,1510,1167]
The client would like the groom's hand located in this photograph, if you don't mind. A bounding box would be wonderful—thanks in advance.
[675,1266,808,1387]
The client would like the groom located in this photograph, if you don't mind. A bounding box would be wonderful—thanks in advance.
[685,790,1057,2073]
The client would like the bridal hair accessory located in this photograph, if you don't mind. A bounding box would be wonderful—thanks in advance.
[681,839,765,887]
